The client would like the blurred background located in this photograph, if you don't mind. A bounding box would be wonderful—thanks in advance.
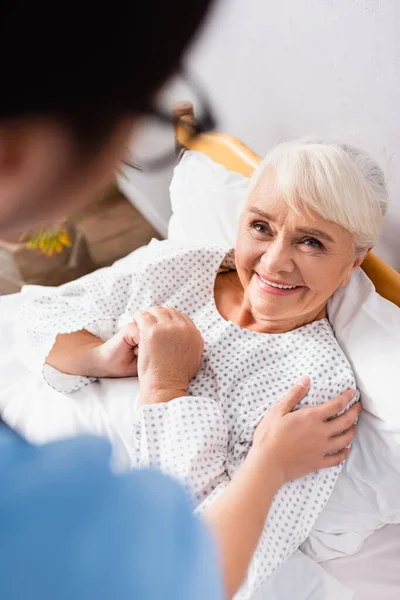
[120,0,400,269]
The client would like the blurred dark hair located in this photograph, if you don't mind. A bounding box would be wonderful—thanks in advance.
[0,1,213,149]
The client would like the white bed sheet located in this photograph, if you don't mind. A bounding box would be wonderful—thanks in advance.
[0,251,398,600]
[324,524,400,600]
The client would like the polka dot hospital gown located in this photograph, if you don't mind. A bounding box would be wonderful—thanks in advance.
[19,239,359,600]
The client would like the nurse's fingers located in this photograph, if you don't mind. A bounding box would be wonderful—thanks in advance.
[277,376,311,414]
[323,447,351,468]
[316,389,357,420]
[326,402,361,437]
[328,424,357,452]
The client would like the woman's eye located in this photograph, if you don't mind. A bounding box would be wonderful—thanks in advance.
[250,221,271,235]
[302,237,325,250]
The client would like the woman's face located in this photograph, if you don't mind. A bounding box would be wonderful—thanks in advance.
[235,171,366,329]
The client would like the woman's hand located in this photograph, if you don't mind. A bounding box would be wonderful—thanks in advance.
[93,323,140,377]
[250,376,361,486]
[133,307,204,405]
[45,327,139,379]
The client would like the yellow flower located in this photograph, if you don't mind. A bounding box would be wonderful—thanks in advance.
[58,228,72,247]
[24,224,73,256]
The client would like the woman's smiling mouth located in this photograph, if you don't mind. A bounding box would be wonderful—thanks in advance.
[255,273,304,295]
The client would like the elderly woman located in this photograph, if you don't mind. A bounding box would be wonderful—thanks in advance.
[19,139,385,599]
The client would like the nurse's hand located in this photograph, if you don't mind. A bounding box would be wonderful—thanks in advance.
[250,376,361,486]
[205,379,360,599]
[132,307,204,405]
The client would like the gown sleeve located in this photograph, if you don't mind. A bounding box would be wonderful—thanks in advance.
[16,251,144,393]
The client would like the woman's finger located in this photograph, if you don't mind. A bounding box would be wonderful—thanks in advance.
[323,447,351,468]
[326,402,361,436]
[123,321,140,346]
[145,306,173,322]
[328,424,357,452]
[277,376,311,414]
[164,307,188,323]
[159,307,195,326]
[133,310,157,329]
[180,312,197,327]
[317,389,356,420]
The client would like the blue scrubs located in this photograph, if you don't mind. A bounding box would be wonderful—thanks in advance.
[0,423,223,600]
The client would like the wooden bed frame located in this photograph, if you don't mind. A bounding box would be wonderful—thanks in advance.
[173,101,400,308]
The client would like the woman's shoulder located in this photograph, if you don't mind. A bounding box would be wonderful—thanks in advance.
[141,239,232,276]
[292,318,356,388]
[146,238,231,258]
[293,317,336,340]
[127,240,233,312]
[296,318,347,354]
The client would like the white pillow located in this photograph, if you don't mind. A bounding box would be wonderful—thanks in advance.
[168,151,246,246]
[168,150,400,548]
[328,269,400,429]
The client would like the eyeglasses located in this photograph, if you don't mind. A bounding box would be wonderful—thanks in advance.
[122,72,217,173]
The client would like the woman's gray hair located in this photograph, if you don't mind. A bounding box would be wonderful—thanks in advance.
[248,139,388,253]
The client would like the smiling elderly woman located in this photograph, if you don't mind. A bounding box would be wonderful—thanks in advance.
[229,140,386,333]
[19,139,386,600]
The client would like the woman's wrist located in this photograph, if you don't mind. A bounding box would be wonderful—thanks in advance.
[139,383,188,405]
[86,341,118,377]
[46,332,105,377]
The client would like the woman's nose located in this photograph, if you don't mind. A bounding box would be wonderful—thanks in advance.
[260,240,295,273]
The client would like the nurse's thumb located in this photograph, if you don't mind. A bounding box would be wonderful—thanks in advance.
[278,376,311,414]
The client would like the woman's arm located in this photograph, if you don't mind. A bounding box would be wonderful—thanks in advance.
[46,322,141,379]
[17,265,141,389]
[46,330,104,376]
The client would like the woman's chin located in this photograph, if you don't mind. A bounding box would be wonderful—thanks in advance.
[253,300,292,320]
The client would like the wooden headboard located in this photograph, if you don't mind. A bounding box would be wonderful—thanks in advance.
[172,101,400,308]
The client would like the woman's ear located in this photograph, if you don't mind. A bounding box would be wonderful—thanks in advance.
[340,248,372,288]
[353,248,372,270]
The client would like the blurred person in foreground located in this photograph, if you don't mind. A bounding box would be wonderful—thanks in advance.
[0,3,360,599]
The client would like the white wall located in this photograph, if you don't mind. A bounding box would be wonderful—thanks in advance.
[121,0,400,268]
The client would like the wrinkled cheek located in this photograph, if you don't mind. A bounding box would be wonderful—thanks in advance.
[235,253,255,281]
